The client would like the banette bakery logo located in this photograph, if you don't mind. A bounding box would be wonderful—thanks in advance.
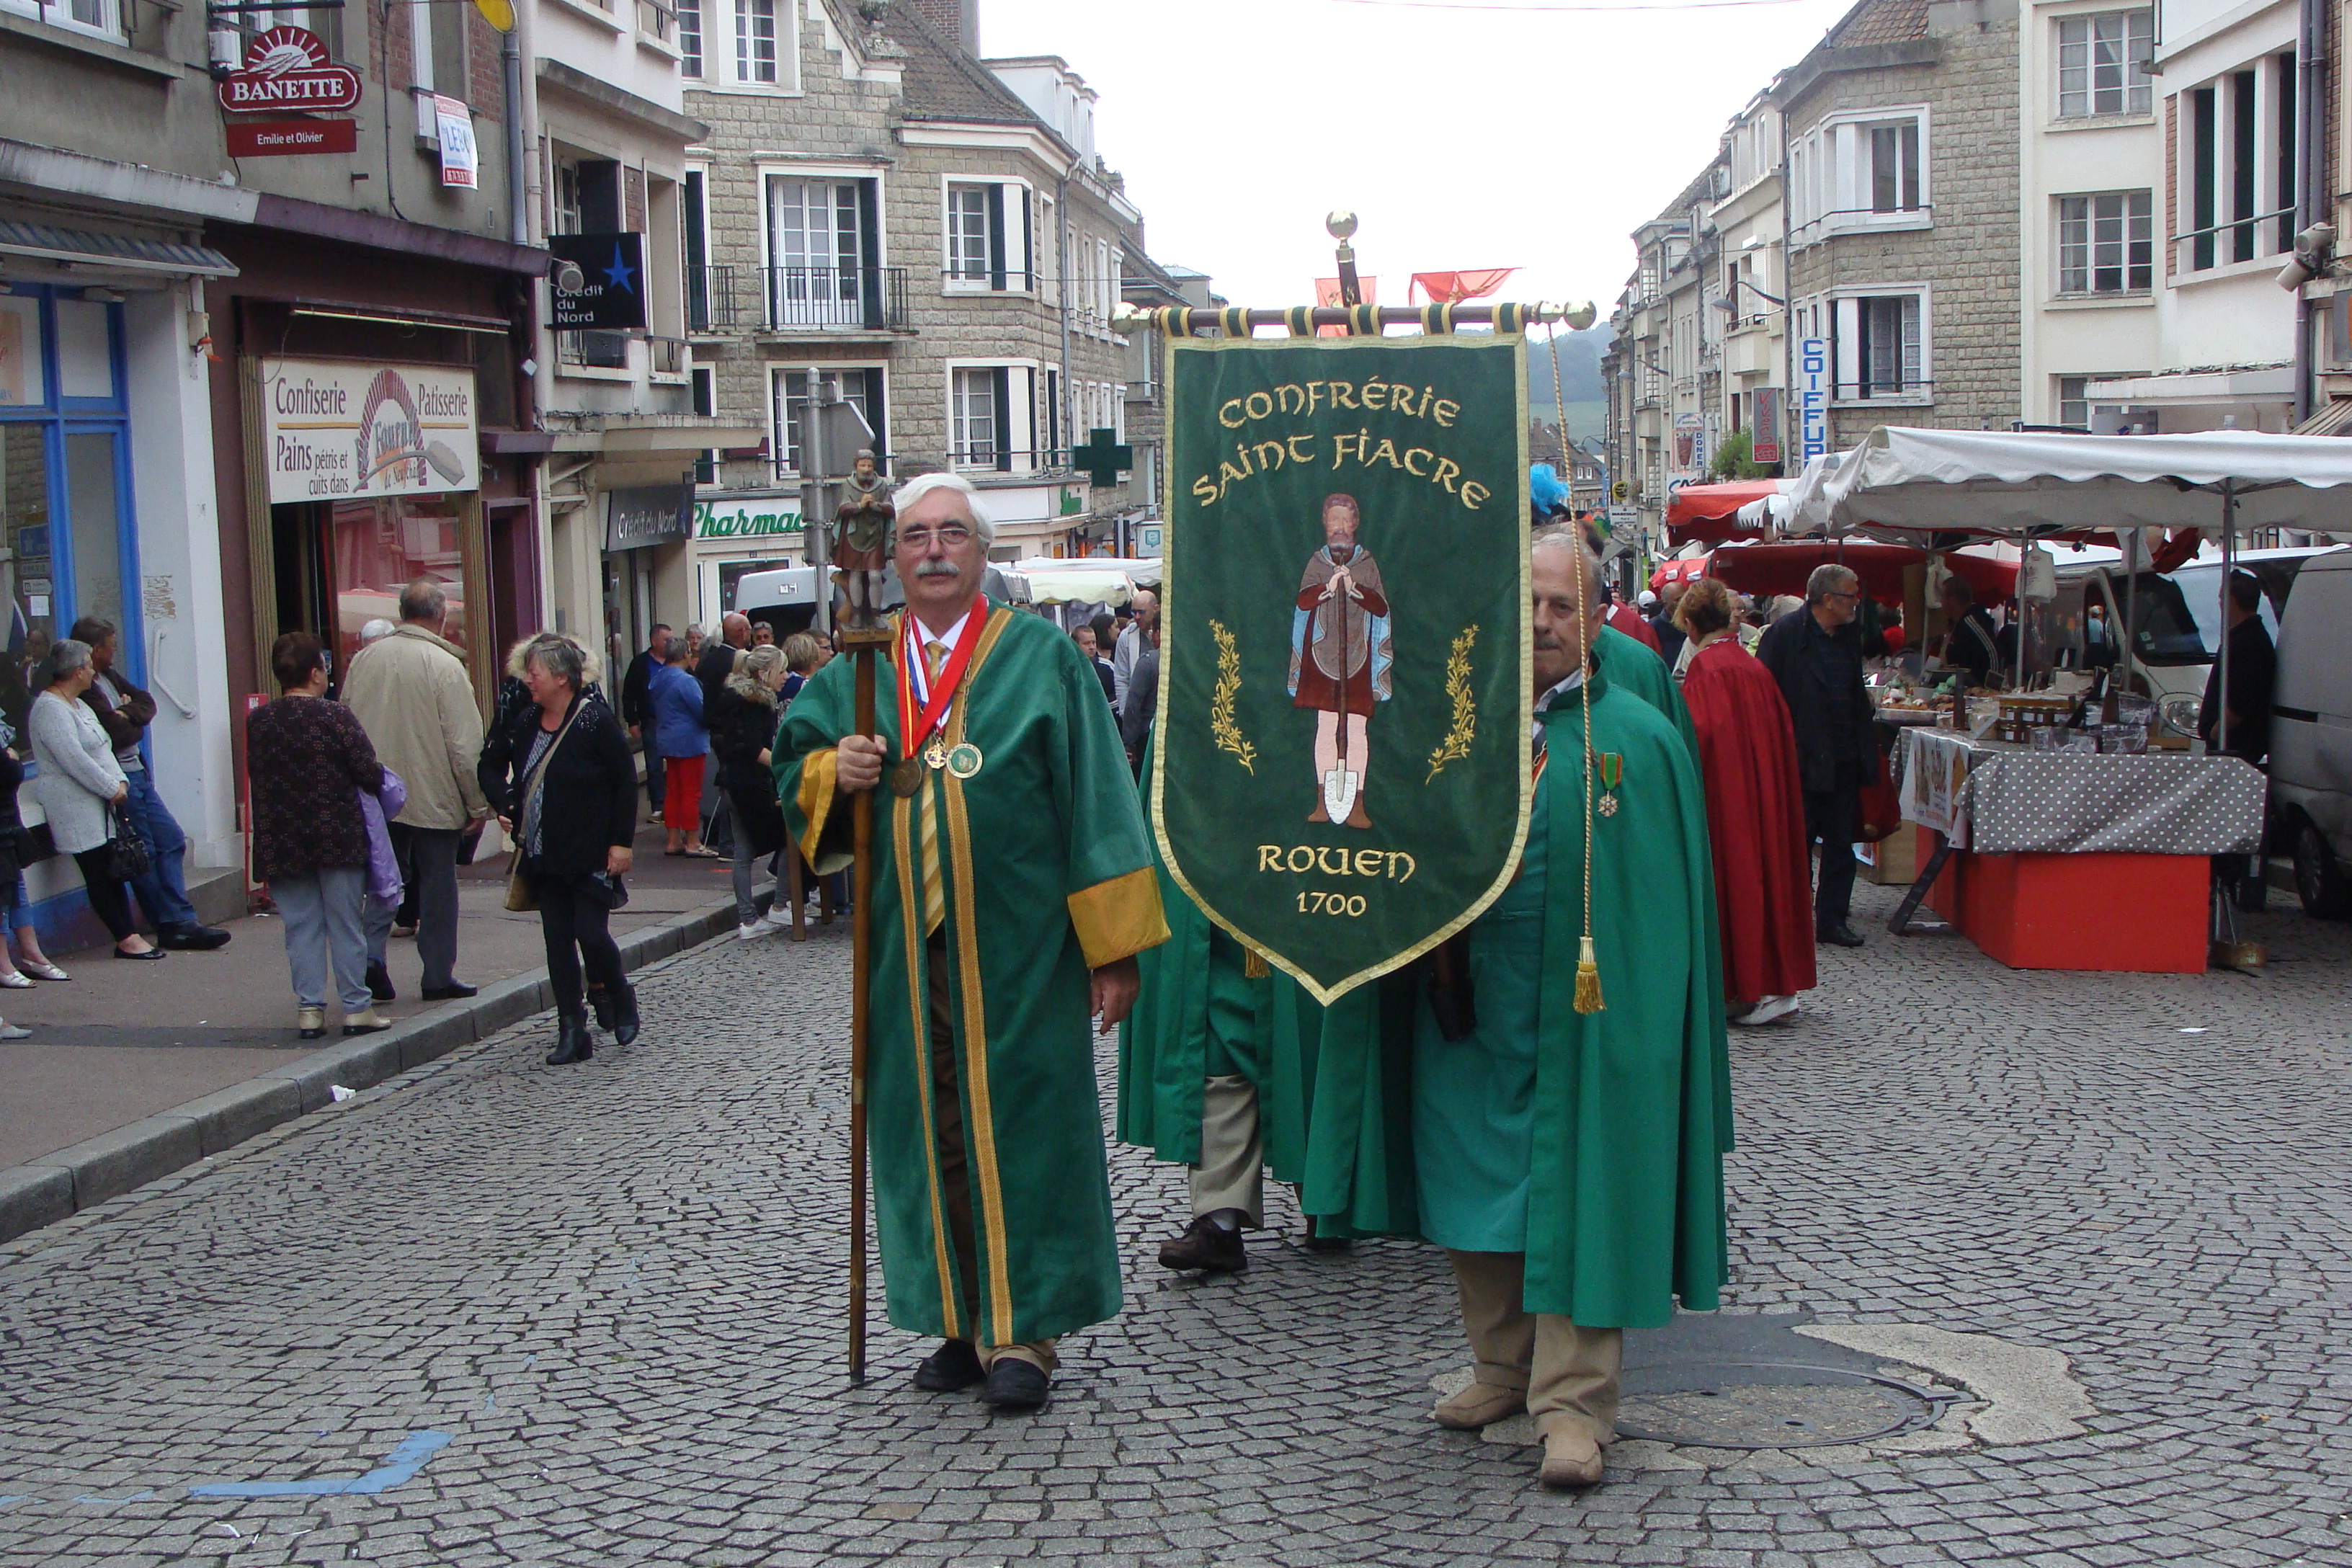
[217,27,362,113]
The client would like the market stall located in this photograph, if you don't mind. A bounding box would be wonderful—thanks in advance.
[1892,726,2266,972]
[1796,425,2352,970]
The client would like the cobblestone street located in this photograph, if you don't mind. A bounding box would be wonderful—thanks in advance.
[1,880,2348,1567]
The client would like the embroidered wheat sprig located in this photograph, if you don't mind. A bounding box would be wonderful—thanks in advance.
[1425,624,1479,781]
[1208,620,1256,774]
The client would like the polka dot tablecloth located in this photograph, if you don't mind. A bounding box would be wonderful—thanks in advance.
[1894,729,2266,855]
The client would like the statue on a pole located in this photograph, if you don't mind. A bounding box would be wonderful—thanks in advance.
[832,449,894,631]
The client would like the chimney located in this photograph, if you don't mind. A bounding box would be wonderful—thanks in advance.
[909,0,979,53]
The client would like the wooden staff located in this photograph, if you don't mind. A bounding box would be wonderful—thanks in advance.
[846,631,883,1384]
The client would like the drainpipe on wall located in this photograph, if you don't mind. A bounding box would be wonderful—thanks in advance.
[2294,0,2323,423]
[1058,161,1074,485]
[503,27,529,248]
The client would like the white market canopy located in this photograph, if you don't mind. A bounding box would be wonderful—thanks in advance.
[1004,556,1162,606]
[1793,426,2352,538]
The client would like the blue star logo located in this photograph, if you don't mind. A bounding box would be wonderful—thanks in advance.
[603,243,638,295]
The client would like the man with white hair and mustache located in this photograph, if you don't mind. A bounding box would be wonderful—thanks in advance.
[775,471,1168,1413]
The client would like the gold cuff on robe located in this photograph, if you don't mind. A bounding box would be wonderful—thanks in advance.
[1066,866,1171,969]
[795,749,854,874]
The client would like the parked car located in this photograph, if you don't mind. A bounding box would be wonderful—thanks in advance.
[2268,545,2352,917]
[2052,545,2322,738]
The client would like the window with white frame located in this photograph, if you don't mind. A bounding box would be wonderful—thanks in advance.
[679,0,702,76]
[2181,54,2298,271]
[943,182,1032,290]
[683,0,796,87]
[770,368,885,476]
[736,0,775,84]
[952,367,1003,468]
[1786,110,1930,244]
[2058,191,2153,293]
[2057,12,2152,118]
[1829,292,1927,401]
[765,177,876,326]
[3,0,126,43]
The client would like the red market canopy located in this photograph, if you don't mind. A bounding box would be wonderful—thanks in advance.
[1650,553,1714,589]
[1665,480,1788,546]
[1696,540,2019,603]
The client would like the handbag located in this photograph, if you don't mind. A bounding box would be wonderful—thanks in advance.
[1856,747,1902,844]
[503,701,587,914]
[104,801,151,882]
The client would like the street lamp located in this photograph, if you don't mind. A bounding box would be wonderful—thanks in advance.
[1711,277,1786,314]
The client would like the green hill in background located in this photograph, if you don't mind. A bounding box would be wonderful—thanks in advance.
[1527,326,1611,444]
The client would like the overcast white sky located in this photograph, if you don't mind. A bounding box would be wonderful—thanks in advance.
[979,0,1859,313]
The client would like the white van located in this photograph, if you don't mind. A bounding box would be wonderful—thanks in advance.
[2268,546,2352,916]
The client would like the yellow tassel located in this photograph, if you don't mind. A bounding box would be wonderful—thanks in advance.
[1244,949,1269,979]
[1573,935,1605,1013]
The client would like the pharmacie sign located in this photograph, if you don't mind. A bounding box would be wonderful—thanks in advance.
[695,499,802,541]
[217,28,362,113]
[260,357,478,504]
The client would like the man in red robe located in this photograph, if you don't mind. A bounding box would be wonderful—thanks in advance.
[1674,578,1816,1025]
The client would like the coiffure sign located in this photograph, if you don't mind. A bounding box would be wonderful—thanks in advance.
[218,28,362,113]
[261,358,478,504]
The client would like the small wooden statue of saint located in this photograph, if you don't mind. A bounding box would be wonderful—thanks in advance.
[832,449,894,631]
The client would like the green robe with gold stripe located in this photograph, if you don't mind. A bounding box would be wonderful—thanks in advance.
[775,602,1169,1348]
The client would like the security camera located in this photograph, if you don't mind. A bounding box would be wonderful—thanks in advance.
[2295,221,2336,255]
[2277,257,2314,291]
[551,259,584,293]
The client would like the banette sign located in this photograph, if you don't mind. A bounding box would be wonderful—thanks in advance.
[217,27,362,114]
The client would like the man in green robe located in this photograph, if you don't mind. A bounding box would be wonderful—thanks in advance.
[1118,741,1328,1273]
[775,471,1168,1412]
[1283,533,1730,1488]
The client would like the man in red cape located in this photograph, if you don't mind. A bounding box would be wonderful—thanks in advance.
[1673,577,1815,1025]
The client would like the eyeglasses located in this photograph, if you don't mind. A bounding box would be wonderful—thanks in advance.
[1825,590,1860,602]
[899,525,974,551]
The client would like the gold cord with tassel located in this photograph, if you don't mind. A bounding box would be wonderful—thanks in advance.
[1244,948,1269,979]
[1551,323,1605,1015]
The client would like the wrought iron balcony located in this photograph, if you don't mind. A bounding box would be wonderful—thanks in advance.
[762,265,908,331]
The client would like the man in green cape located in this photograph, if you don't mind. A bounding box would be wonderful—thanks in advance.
[775,471,1168,1412]
[1118,740,1330,1273]
[1281,533,1730,1488]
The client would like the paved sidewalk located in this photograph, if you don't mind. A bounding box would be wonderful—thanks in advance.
[0,881,2346,1564]
[0,816,824,1167]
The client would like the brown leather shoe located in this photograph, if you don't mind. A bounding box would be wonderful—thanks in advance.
[1157,1214,1247,1273]
[1433,1380,1527,1430]
[1537,1422,1605,1488]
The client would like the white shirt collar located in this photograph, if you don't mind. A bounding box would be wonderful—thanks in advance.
[1533,669,1586,745]
[907,606,975,703]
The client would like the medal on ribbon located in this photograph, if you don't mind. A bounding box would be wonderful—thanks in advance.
[895,610,987,789]
[1595,751,1623,817]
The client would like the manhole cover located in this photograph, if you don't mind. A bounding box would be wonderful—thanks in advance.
[1616,1363,1941,1449]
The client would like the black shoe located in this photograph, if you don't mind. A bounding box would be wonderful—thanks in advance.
[545,1013,594,1066]
[1302,1213,1353,1253]
[1817,922,1866,948]
[589,986,617,1033]
[421,981,478,1001]
[912,1339,986,1392]
[979,1359,1049,1411]
[1157,1213,1248,1274]
[159,925,233,951]
[365,961,396,1002]
[112,945,166,961]
[610,984,639,1048]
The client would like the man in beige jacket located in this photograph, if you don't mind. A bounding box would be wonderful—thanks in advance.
[342,579,489,1001]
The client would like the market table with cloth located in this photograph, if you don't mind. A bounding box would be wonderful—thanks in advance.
[1892,729,2266,972]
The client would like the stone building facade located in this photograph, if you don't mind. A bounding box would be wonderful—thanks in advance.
[672,0,1157,628]
[1777,0,2023,449]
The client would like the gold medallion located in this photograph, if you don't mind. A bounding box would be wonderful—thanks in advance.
[888,757,925,797]
[945,741,984,780]
[922,738,950,770]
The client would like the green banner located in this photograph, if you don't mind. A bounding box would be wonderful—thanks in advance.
[1153,333,1531,1003]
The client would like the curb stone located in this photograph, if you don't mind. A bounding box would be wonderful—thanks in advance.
[0,888,765,1245]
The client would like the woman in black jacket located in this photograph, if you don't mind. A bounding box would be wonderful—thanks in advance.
[478,633,638,1065]
[706,643,789,937]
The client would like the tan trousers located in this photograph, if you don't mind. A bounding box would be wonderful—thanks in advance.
[1190,1074,1265,1224]
[1447,1249,1623,1446]
[926,935,1056,1373]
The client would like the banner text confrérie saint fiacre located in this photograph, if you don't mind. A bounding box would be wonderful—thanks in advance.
[1191,380,1492,512]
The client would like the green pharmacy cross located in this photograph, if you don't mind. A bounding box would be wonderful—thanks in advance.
[1073,427,1133,488]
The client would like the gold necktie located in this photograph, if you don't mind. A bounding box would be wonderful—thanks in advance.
[919,638,949,935]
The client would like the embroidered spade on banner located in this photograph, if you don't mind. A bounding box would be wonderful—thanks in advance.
[1152,331,1533,1004]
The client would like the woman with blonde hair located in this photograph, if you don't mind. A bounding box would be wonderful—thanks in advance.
[708,643,791,937]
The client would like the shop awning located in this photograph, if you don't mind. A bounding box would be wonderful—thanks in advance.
[1702,539,2018,603]
[1664,479,1789,546]
[2291,398,2352,437]
[0,220,236,278]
